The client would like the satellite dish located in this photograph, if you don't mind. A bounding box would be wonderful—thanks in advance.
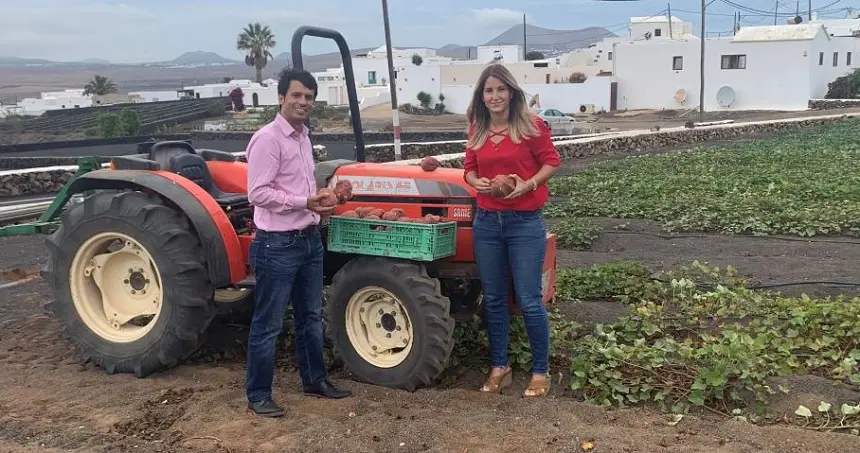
[716,85,735,107]
[674,89,688,105]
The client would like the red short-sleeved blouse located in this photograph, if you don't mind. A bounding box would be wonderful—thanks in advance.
[463,116,561,212]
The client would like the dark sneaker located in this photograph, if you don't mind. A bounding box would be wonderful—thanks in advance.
[302,380,352,399]
[247,398,285,417]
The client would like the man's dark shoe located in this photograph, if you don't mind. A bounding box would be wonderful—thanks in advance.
[247,398,285,417]
[303,380,352,399]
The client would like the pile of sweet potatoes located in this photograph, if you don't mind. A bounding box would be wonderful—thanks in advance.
[338,207,443,224]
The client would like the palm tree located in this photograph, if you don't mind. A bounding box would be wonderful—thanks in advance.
[83,75,117,96]
[237,22,276,84]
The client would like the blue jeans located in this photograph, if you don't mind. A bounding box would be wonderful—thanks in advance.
[245,228,327,403]
[472,208,550,375]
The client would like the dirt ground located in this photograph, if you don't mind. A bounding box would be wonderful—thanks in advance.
[3,128,860,451]
[2,224,860,453]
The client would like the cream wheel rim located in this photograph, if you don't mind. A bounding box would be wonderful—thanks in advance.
[345,286,414,368]
[69,232,163,343]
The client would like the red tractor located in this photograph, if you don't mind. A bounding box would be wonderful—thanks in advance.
[26,26,558,391]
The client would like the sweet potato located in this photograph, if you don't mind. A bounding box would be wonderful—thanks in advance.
[420,156,440,171]
[489,175,517,198]
[390,208,406,218]
[381,211,399,221]
[316,188,338,207]
[339,210,358,218]
[369,208,385,218]
[356,207,377,218]
[334,180,354,203]
[365,214,381,220]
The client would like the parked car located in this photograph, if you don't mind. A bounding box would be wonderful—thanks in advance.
[532,108,578,135]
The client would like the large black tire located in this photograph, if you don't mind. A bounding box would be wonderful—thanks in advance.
[327,257,455,391]
[41,190,217,377]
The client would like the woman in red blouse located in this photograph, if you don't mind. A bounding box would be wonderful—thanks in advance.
[463,64,560,398]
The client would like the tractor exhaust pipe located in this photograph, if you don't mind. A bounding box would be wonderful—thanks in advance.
[291,26,366,163]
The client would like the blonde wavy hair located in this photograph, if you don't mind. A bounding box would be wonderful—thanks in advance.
[465,64,539,150]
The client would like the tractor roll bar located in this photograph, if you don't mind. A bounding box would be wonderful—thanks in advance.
[291,26,366,162]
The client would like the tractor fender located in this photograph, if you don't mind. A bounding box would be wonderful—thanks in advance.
[65,169,245,287]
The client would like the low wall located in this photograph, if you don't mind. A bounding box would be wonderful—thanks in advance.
[0,134,193,154]
[369,113,860,165]
[808,99,860,110]
[4,112,859,198]
[191,130,467,143]
[0,145,327,197]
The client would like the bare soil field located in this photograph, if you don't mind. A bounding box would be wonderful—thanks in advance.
[2,225,860,452]
[3,125,860,451]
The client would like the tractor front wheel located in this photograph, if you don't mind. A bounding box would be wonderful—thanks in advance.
[42,191,216,377]
[327,257,455,391]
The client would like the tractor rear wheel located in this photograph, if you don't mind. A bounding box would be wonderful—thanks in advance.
[42,190,216,377]
[327,257,455,391]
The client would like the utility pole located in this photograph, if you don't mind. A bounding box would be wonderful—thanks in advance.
[699,0,705,122]
[809,0,812,20]
[667,3,673,39]
[523,14,527,60]
[381,0,401,160]
[774,1,779,25]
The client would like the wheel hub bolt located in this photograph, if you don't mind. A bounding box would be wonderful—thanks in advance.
[378,309,384,315]
[386,333,391,338]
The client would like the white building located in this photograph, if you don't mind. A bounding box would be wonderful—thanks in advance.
[559,16,697,76]
[629,15,696,40]
[181,78,279,107]
[16,89,94,116]
[614,21,859,111]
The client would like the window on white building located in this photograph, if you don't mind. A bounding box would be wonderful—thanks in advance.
[721,54,746,70]
[673,56,683,70]
[820,52,824,65]
[848,52,853,65]
[608,52,613,60]
[833,52,839,66]
[654,28,662,37]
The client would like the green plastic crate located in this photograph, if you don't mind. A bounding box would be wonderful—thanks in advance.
[327,216,457,261]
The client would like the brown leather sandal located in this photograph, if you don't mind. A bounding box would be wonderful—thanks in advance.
[523,374,550,398]
[479,366,512,393]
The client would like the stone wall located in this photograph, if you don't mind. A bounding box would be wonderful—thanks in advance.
[808,99,860,110]
[192,130,466,143]
[0,170,75,197]
[371,114,860,166]
[0,145,327,197]
[2,114,858,199]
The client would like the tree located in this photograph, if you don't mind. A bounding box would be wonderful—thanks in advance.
[525,51,545,60]
[412,54,423,66]
[83,75,117,96]
[416,91,432,108]
[237,22,276,84]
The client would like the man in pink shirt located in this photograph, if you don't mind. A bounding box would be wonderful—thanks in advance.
[245,68,352,418]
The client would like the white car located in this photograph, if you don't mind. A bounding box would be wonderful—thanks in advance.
[533,108,579,135]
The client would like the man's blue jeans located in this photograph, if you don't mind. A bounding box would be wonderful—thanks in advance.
[245,228,327,404]
[472,208,550,375]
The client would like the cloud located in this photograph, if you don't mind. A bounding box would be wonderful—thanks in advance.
[469,8,532,28]
[0,0,363,63]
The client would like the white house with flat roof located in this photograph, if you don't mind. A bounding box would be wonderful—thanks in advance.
[614,21,860,111]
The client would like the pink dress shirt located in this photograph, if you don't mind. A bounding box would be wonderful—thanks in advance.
[246,114,319,232]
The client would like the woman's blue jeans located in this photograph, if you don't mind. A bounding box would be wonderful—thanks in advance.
[472,208,550,375]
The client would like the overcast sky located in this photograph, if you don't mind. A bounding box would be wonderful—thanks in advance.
[0,0,856,63]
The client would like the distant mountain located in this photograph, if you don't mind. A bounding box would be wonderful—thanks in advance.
[484,24,617,54]
[164,51,239,65]
[0,56,55,66]
[436,44,479,60]
[82,57,111,65]
[270,47,375,73]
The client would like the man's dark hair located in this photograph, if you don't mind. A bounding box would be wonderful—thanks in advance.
[277,68,318,99]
